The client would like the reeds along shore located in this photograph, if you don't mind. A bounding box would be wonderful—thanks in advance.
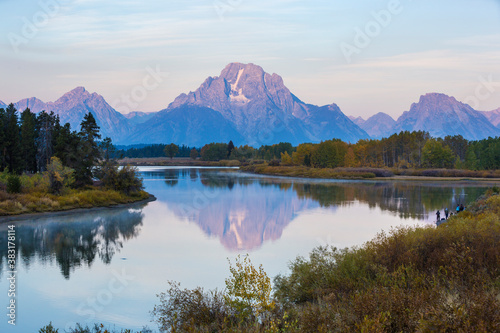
[240,164,500,180]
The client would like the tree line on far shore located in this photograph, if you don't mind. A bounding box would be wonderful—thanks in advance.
[120,131,500,171]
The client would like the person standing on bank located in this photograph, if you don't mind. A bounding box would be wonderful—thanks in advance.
[444,207,449,219]
[436,210,441,221]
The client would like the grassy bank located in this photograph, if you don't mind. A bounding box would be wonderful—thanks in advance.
[0,170,150,217]
[118,157,241,167]
[241,165,387,179]
[241,164,500,180]
[0,188,150,216]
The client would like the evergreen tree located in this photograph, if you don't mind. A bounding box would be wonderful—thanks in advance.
[0,107,6,170]
[99,137,115,162]
[53,123,80,169]
[227,140,235,158]
[20,108,37,173]
[304,154,311,167]
[75,113,101,186]
[4,104,22,173]
[36,111,59,171]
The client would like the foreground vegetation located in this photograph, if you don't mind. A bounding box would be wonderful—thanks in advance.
[149,188,500,332]
[38,189,500,332]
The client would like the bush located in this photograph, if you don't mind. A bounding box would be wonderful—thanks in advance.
[152,282,231,332]
[7,175,21,194]
[46,157,74,194]
[268,159,281,167]
[96,163,144,195]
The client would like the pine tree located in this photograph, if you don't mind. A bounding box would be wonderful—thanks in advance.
[227,140,235,158]
[53,123,80,169]
[0,107,6,170]
[20,108,37,173]
[36,111,58,171]
[75,113,102,186]
[4,104,22,173]
[99,137,115,162]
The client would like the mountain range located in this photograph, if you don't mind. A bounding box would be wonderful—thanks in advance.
[8,87,132,142]
[352,93,500,140]
[482,108,500,128]
[1,63,499,145]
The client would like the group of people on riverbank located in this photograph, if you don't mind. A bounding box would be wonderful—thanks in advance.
[436,204,465,223]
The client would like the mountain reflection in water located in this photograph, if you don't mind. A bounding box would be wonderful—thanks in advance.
[0,168,491,278]
[143,168,489,251]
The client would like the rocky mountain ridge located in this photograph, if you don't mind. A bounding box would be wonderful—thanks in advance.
[2,65,500,145]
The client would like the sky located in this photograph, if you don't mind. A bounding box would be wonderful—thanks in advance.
[0,0,499,119]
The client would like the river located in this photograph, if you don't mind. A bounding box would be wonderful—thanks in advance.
[0,167,494,332]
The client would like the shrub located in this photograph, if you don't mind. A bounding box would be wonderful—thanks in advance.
[7,175,21,193]
[96,163,144,195]
[151,282,231,332]
[268,159,281,167]
[46,157,75,194]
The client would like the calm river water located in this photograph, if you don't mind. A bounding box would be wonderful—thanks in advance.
[0,167,495,332]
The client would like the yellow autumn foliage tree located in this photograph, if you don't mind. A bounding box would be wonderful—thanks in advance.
[280,151,292,165]
[225,255,275,323]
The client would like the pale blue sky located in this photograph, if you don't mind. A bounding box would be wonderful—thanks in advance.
[0,0,499,119]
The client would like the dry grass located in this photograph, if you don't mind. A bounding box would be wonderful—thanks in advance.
[118,157,241,167]
[240,165,378,179]
[0,188,150,216]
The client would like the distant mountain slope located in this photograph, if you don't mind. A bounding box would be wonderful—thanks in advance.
[11,87,131,141]
[393,93,499,140]
[123,111,156,125]
[359,112,396,139]
[348,116,366,127]
[165,62,369,146]
[302,103,369,143]
[127,105,245,146]
[481,108,500,128]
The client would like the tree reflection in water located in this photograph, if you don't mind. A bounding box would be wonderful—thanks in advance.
[158,169,491,251]
[0,205,145,279]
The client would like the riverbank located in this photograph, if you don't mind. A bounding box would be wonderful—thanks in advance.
[240,164,500,181]
[0,188,153,219]
[118,157,240,167]
[0,193,156,223]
